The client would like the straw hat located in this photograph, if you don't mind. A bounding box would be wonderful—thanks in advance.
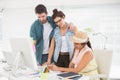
[70,31,89,43]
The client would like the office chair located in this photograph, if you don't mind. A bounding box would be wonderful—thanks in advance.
[90,49,113,80]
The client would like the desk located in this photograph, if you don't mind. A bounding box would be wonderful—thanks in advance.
[0,62,89,80]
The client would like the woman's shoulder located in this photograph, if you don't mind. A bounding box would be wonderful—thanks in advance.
[54,27,59,30]
[83,45,93,54]
[53,27,60,37]
[54,27,59,33]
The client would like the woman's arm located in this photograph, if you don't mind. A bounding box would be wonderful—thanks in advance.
[69,49,79,68]
[47,37,55,64]
[75,51,93,73]
[51,51,93,73]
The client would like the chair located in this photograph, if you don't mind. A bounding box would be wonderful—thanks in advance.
[91,49,113,80]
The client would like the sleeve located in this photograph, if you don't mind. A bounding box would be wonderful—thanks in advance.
[53,27,57,38]
[30,23,37,40]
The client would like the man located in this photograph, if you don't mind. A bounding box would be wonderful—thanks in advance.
[30,4,56,65]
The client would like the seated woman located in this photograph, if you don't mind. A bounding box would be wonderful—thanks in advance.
[49,31,98,76]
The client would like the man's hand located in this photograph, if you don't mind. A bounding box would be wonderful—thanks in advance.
[68,22,77,32]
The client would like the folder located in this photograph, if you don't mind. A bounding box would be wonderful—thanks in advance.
[57,72,82,80]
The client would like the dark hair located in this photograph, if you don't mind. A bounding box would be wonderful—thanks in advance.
[87,41,92,49]
[52,9,65,19]
[82,41,92,50]
[35,4,47,14]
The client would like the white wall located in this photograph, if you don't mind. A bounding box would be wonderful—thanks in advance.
[0,7,37,52]
[2,8,36,38]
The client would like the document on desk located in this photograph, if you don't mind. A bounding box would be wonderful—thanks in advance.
[57,72,82,80]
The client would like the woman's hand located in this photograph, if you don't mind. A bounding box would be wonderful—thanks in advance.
[69,62,74,68]
[42,61,50,66]
[48,64,59,71]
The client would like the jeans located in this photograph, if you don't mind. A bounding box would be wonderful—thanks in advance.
[40,54,54,65]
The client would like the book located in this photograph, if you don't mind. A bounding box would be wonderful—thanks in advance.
[57,72,82,80]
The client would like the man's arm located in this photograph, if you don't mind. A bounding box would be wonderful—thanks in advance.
[33,40,36,45]
[30,23,37,53]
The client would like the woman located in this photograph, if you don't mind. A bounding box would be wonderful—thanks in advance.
[46,9,77,67]
[49,31,98,76]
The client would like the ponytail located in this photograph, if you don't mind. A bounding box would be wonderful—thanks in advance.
[87,41,92,50]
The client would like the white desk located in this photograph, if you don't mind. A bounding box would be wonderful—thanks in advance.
[0,62,40,80]
[0,62,89,80]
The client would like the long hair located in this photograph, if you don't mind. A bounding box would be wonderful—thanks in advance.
[87,41,92,49]
[82,41,92,50]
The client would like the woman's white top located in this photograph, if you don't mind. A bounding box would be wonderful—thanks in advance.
[60,36,69,52]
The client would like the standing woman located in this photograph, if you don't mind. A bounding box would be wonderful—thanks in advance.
[46,9,77,67]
